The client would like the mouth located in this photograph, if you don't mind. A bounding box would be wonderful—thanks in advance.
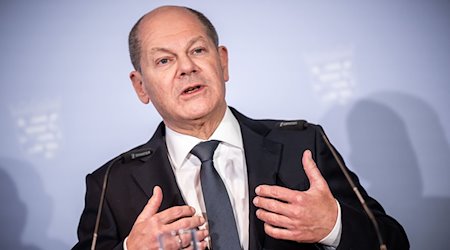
[182,85,203,95]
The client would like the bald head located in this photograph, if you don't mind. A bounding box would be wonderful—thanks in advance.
[128,6,219,72]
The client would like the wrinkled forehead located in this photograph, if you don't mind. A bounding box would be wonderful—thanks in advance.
[138,7,209,47]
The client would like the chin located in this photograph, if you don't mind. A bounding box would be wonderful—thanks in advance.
[184,104,220,120]
[185,109,211,121]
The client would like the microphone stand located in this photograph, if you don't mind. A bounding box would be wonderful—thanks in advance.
[318,127,387,250]
[90,149,152,250]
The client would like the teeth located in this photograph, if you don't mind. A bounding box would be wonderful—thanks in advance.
[184,86,199,93]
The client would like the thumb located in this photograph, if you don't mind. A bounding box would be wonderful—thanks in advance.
[136,186,163,221]
[302,150,326,189]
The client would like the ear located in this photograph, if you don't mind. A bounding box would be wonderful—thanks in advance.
[130,70,150,104]
[218,46,229,82]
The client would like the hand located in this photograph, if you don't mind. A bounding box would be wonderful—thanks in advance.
[253,150,338,243]
[126,186,209,250]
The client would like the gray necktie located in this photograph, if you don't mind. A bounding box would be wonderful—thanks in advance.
[190,140,241,250]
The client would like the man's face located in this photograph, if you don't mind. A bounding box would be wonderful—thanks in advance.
[130,8,229,132]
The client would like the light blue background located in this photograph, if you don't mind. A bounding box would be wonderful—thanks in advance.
[1,1,449,249]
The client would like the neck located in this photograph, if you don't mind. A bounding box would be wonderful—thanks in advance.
[165,105,227,140]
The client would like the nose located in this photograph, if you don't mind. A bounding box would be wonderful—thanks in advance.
[177,55,198,78]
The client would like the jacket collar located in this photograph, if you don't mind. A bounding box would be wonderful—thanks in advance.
[130,123,185,211]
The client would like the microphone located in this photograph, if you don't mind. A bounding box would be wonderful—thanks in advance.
[91,148,152,250]
[276,120,309,130]
[277,120,387,250]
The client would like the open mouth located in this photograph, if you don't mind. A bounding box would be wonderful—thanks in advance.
[182,85,202,95]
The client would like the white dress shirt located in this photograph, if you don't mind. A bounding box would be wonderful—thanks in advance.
[166,108,249,249]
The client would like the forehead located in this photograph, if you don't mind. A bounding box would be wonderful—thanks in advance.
[138,8,209,49]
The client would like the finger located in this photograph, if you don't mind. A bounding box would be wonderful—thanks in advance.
[185,241,208,250]
[159,234,179,250]
[264,222,317,243]
[195,239,209,250]
[185,242,208,250]
[253,195,295,216]
[163,215,206,232]
[195,228,209,242]
[255,185,298,203]
[135,186,163,222]
[255,208,294,229]
[179,232,191,249]
[302,150,326,189]
[172,229,208,250]
[156,205,196,225]
[263,223,295,241]
[177,229,206,249]
[194,230,210,250]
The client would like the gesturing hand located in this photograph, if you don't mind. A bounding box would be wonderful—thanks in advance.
[126,186,209,250]
[253,150,338,243]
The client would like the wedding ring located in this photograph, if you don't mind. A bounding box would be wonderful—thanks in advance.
[176,233,182,249]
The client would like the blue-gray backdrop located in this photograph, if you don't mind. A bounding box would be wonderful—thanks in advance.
[1,1,449,249]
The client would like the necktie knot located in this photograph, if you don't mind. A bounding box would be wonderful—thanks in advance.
[190,140,220,163]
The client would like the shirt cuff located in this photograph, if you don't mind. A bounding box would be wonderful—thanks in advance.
[123,236,129,250]
[318,199,342,248]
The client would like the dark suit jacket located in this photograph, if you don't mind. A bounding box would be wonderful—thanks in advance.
[73,108,409,250]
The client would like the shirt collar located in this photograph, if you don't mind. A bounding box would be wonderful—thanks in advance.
[166,107,243,169]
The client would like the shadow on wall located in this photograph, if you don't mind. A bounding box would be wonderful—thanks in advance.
[0,167,39,250]
[347,94,450,250]
[369,91,450,197]
[0,159,69,250]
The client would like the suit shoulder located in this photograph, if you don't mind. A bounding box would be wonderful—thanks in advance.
[88,122,165,180]
[255,118,320,134]
[89,142,151,180]
[258,119,323,150]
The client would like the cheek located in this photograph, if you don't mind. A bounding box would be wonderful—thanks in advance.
[212,61,228,82]
[147,84,167,102]
[144,79,175,106]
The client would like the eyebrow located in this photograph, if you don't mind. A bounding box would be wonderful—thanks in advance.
[149,35,207,55]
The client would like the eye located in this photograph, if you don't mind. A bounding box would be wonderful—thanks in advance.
[192,47,206,55]
[156,58,170,65]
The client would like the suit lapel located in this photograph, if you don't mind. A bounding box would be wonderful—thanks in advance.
[234,109,283,250]
[131,123,185,211]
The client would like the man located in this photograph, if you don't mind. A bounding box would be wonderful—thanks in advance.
[74,5,408,250]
